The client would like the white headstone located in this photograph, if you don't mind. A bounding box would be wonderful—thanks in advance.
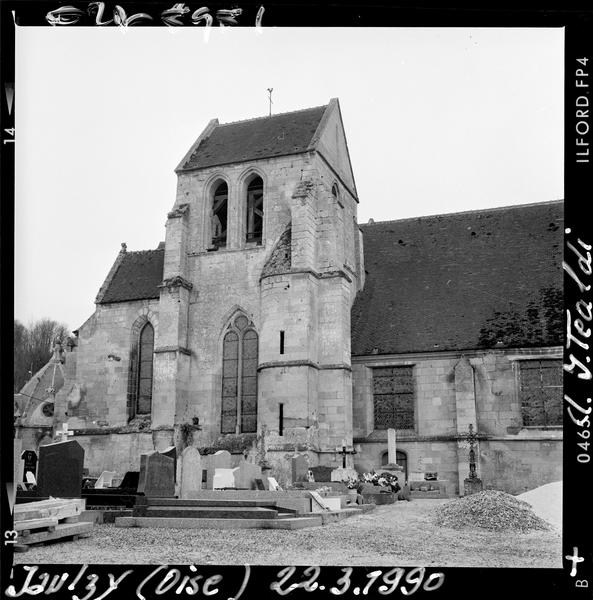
[95,470,116,489]
[25,471,36,485]
[205,450,232,489]
[330,467,358,482]
[387,428,397,465]
[267,476,282,491]
[213,467,237,490]
[179,446,202,499]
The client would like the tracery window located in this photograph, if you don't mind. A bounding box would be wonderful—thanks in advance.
[221,314,258,433]
[246,177,264,244]
[128,320,154,419]
[211,181,228,248]
[372,366,415,430]
[518,359,562,427]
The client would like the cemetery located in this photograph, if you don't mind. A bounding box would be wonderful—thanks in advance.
[11,424,429,551]
[12,420,561,565]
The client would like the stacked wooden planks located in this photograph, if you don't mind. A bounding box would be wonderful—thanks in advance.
[14,498,93,551]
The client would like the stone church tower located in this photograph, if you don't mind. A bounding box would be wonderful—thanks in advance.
[150,98,363,471]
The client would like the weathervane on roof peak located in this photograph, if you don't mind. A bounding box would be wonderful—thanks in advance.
[267,88,273,116]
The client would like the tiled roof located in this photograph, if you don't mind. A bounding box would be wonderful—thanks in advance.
[181,105,328,170]
[98,248,164,304]
[351,201,564,355]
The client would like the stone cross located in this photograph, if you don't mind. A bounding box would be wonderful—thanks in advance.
[55,422,74,442]
[387,428,397,465]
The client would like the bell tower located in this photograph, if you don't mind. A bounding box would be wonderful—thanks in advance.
[157,98,364,469]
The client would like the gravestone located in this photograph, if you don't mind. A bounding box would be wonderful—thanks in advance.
[138,451,175,497]
[267,476,281,491]
[255,478,266,490]
[119,471,140,491]
[291,454,309,483]
[309,465,333,482]
[21,449,38,481]
[160,446,177,482]
[25,472,37,487]
[95,471,116,489]
[233,461,262,490]
[204,450,231,489]
[37,440,84,498]
[179,446,202,499]
[14,439,23,486]
[330,467,358,482]
[212,468,237,490]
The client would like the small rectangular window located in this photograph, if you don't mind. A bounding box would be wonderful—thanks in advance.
[280,331,285,354]
[279,403,284,436]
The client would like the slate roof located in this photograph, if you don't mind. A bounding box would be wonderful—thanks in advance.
[98,248,164,304]
[180,105,328,170]
[351,200,564,355]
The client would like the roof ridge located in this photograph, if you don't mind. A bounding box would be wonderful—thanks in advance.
[361,199,564,226]
[216,104,328,128]
[124,247,165,254]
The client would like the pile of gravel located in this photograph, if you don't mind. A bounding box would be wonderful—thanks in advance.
[433,490,552,532]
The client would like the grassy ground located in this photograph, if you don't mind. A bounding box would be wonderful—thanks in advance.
[13,500,561,567]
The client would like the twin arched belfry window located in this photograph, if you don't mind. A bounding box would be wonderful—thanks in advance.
[210,176,264,248]
[221,314,258,433]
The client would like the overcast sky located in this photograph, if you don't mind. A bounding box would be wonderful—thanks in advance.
[14,27,564,331]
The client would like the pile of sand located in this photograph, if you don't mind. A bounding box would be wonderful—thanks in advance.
[433,490,551,532]
[517,480,562,531]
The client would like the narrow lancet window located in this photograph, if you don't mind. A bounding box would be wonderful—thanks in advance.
[246,177,264,244]
[212,181,228,248]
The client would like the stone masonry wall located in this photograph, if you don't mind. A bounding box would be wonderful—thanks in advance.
[352,348,562,494]
[75,300,160,428]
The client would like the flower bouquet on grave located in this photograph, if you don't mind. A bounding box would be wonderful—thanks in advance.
[342,476,360,490]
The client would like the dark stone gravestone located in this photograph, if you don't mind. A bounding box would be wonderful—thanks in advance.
[255,478,266,491]
[21,450,38,481]
[138,451,175,497]
[291,454,309,483]
[37,441,84,498]
[309,465,333,482]
[160,446,177,482]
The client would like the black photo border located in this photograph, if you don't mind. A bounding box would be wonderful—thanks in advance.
[1,2,592,598]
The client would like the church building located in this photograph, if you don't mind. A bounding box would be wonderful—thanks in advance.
[15,99,563,495]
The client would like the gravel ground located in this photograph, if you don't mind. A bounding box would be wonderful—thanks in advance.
[517,481,562,531]
[14,500,561,568]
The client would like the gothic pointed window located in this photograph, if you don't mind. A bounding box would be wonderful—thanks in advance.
[211,181,228,248]
[221,315,259,433]
[128,319,154,419]
[246,177,263,244]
